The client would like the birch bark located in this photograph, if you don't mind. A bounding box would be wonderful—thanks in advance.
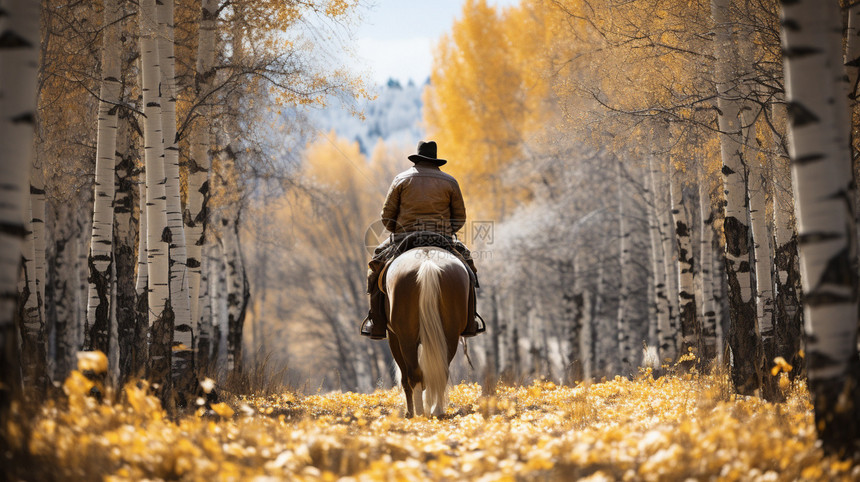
[114,108,139,382]
[140,0,173,403]
[155,0,193,397]
[30,160,47,382]
[615,161,634,371]
[31,158,45,346]
[779,0,860,454]
[197,244,214,374]
[711,0,760,395]
[742,103,779,399]
[223,211,249,374]
[770,103,803,379]
[656,160,680,352]
[1,0,40,396]
[19,183,45,389]
[85,0,122,355]
[647,150,674,362]
[697,178,718,361]
[134,178,149,377]
[670,164,701,360]
[186,0,217,368]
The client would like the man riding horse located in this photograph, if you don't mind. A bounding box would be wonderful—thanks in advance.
[361,140,484,340]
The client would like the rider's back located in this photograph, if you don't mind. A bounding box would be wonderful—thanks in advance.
[381,164,466,237]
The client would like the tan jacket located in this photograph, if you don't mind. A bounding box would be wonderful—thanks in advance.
[381,162,466,236]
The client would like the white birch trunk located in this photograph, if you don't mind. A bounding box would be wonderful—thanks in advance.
[742,103,779,399]
[658,163,681,354]
[780,0,860,453]
[647,151,674,363]
[223,213,248,374]
[31,160,45,337]
[19,182,45,388]
[134,177,149,376]
[214,244,228,369]
[697,178,718,361]
[186,0,217,366]
[670,163,700,359]
[1,0,40,395]
[711,0,760,395]
[156,0,192,395]
[654,159,681,354]
[770,103,803,378]
[615,162,633,372]
[30,159,46,392]
[114,108,140,382]
[197,244,214,373]
[140,0,173,401]
[85,0,122,355]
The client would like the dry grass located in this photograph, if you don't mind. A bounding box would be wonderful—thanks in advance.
[3,360,859,481]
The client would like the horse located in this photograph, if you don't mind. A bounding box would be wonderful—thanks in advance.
[383,246,470,418]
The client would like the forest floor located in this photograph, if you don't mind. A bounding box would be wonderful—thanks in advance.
[4,364,860,481]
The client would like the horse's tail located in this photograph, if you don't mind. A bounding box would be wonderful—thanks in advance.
[416,256,448,414]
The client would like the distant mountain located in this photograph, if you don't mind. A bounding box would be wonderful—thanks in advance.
[310,78,426,154]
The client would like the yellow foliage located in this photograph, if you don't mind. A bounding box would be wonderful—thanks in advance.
[9,373,860,480]
[76,351,108,374]
[210,403,236,419]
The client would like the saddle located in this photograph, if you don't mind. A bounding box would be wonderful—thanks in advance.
[374,231,484,336]
[378,231,478,288]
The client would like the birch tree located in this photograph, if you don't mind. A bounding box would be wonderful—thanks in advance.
[615,160,634,371]
[30,158,46,362]
[670,163,700,360]
[1,0,40,397]
[779,0,860,455]
[134,179,149,377]
[154,0,193,397]
[115,108,140,382]
[647,148,675,362]
[770,104,803,378]
[85,0,122,355]
[711,0,761,395]
[186,0,217,371]
[742,104,779,399]
[140,0,173,403]
[19,169,45,389]
[697,176,719,361]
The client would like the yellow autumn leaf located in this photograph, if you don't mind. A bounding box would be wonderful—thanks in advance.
[210,402,235,419]
[76,351,108,373]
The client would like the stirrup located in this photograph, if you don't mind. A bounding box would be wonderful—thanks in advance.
[461,313,487,338]
[360,313,386,340]
[475,313,486,334]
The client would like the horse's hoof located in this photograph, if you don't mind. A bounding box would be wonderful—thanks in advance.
[405,412,414,419]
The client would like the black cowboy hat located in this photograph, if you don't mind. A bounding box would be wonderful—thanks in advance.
[408,140,447,166]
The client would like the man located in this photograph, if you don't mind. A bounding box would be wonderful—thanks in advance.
[361,140,481,340]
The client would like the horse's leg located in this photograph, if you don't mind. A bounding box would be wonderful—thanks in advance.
[402,376,414,418]
[398,339,424,416]
[389,271,424,418]
[388,333,414,418]
[412,382,424,417]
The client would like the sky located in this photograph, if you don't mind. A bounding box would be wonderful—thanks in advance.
[349,0,521,85]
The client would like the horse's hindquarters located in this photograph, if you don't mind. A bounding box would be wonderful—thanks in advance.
[386,247,470,417]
